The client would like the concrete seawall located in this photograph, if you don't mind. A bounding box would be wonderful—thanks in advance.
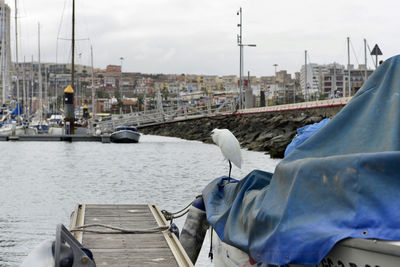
[139,105,344,158]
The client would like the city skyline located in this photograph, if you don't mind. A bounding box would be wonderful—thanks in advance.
[7,0,399,77]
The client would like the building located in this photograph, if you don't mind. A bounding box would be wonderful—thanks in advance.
[321,64,374,98]
[300,63,324,100]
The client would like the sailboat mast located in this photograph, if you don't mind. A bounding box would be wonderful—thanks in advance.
[23,56,26,116]
[38,23,42,123]
[91,45,95,119]
[30,55,33,113]
[364,38,368,82]
[14,0,19,116]
[347,37,351,97]
[1,0,6,105]
[71,0,75,90]
[304,50,307,101]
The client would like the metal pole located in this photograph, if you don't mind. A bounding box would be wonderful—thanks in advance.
[23,56,26,115]
[333,63,336,97]
[347,37,351,97]
[15,0,20,116]
[1,0,6,105]
[364,38,367,83]
[238,7,243,110]
[71,0,75,90]
[119,57,124,113]
[38,23,42,123]
[31,55,33,112]
[273,64,278,105]
[304,50,307,101]
[247,71,250,108]
[91,45,95,119]
[45,66,48,116]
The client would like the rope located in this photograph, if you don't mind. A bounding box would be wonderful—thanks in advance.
[70,223,169,234]
[161,194,202,221]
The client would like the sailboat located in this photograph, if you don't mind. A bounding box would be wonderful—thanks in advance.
[29,23,49,134]
[0,1,36,136]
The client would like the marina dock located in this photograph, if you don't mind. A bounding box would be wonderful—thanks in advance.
[0,135,111,143]
[70,204,193,267]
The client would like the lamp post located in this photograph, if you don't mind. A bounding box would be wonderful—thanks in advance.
[273,64,278,105]
[237,7,256,110]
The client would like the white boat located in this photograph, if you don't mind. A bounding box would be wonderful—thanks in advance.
[110,126,140,143]
[0,121,37,136]
[210,229,400,267]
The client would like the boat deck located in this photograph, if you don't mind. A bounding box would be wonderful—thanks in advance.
[70,204,192,267]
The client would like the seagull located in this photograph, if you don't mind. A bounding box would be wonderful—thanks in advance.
[210,128,242,183]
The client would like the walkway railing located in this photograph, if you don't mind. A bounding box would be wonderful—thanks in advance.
[91,99,237,132]
[91,97,352,133]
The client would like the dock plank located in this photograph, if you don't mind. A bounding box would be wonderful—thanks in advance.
[71,204,192,266]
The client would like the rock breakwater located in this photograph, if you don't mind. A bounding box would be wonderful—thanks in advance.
[139,111,333,158]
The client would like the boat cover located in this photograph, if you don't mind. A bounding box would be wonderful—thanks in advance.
[202,54,400,265]
[284,118,331,157]
[11,103,23,115]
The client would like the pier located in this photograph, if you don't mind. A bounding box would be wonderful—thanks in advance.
[0,134,111,143]
[93,97,351,132]
[70,204,193,267]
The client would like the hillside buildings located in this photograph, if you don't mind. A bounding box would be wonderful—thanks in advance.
[9,59,376,114]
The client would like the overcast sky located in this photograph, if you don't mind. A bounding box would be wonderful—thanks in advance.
[10,0,399,76]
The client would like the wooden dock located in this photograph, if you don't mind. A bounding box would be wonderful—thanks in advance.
[0,134,111,143]
[70,204,193,267]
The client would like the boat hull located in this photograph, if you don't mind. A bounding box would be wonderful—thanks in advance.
[110,130,140,143]
[211,231,400,267]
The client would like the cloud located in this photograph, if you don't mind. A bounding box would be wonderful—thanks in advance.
[11,0,400,76]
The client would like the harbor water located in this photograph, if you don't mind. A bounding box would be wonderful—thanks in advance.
[0,134,280,266]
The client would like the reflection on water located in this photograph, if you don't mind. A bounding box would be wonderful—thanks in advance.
[0,135,280,266]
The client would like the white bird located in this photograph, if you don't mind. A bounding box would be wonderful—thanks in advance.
[211,128,242,182]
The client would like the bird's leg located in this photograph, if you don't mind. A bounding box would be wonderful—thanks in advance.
[228,160,232,184]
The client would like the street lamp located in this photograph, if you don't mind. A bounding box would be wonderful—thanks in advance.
[273,64,278,105]
[237,7,256,110]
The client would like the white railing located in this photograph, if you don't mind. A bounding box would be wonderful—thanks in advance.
[91,99,237,132]
[238,97,352,114]
[91,97,351,133]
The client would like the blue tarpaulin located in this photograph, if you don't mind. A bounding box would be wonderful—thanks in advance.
[202,55,400,265]
[284,118,331,157]
[10,104,23,115]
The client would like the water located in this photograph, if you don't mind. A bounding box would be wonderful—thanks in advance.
[0,135,280,266]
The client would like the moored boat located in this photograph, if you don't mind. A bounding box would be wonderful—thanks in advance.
[180,55,400,267]
[110,126,140,143]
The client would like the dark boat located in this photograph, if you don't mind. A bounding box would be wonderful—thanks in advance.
[110,126,140,143]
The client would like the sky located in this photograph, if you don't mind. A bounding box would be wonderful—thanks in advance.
[9,0,400,77]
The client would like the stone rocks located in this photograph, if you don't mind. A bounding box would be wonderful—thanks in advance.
[139,111,331,158]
